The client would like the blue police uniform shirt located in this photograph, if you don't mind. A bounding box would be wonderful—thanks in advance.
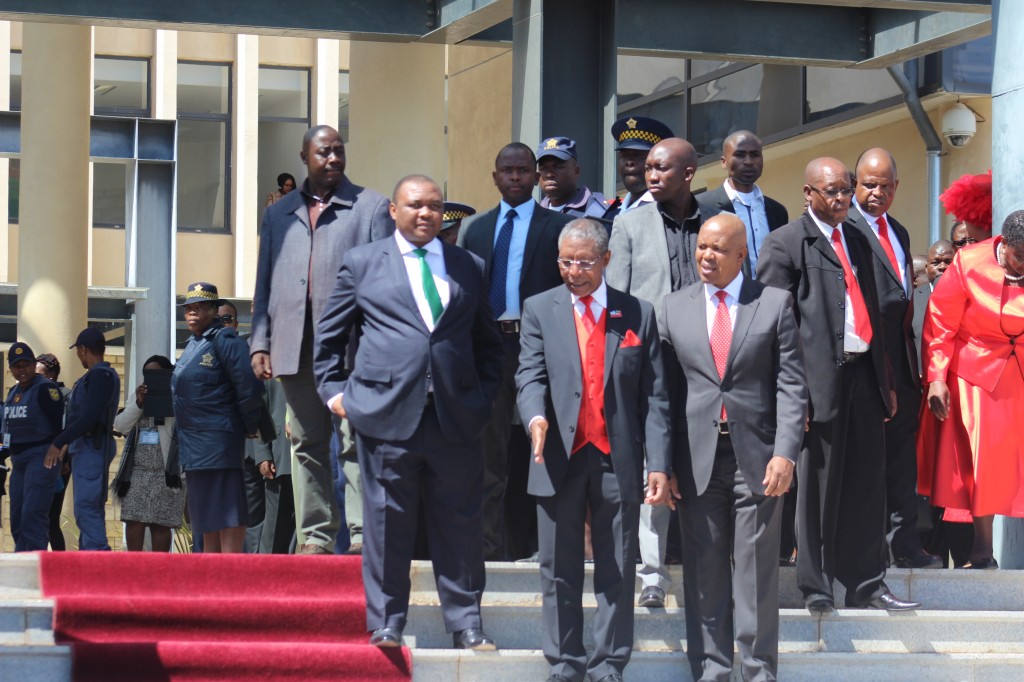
[52,363,119,449]
[2,375,64,451]
[495,199,536,320]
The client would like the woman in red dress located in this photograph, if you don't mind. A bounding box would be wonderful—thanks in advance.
[918,210,1024,569]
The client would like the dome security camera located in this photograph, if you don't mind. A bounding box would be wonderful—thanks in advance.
[942,103,977,148]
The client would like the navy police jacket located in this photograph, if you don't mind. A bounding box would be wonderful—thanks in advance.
[172,323,264,471]
[3,375,64,452]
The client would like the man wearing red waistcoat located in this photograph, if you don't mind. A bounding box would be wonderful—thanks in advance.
[516,218,672,682]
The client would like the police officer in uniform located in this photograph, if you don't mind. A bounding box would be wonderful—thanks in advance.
[439,202,476,246]
[44,327,121,551]
[603,116,675,221]
[537,137,610,223]
[3,342,64,551]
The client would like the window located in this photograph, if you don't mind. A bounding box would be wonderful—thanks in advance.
[94,56,150,117]
[617,55,685,107]
[8,158,18,223]
[257,66,310,220]
[177,62,230,232]
[93,162,127,228]
[805,66,902,123]
[338,71,350,142]
[689,65,763,157]
[9,51,20,111]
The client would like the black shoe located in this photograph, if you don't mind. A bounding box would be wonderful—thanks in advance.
[893,548,943,569]
[959,557,999,570]
[851,591,921,611]
[454,627,497,651]
[804,593,835,615]
[594,674,624,682]
[369,626,403,647]
[637,585,666,608]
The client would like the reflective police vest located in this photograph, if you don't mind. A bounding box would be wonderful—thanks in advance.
[3,375,61,445]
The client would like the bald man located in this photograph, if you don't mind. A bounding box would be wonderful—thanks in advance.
[698,131,789,278]
[606,136,721,608]
[662,214,807,681]
[847,148,941,569]
[759,157,918,614]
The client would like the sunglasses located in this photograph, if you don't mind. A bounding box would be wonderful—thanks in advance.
[952,238,977,248]
[218,315,236,324]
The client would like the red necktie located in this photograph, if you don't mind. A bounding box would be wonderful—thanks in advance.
[876,215,902,283]
[710,290,731,418]
[580,295,597,333]
[830,228,873,346]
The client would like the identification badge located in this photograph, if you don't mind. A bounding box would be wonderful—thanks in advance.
[2,433,10,448]
[139,429,160,446]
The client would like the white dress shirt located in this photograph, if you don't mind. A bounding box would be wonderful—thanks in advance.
[395,231,450,332]
[809,209,869,353]
[724,180,770,277]
[703,272,743,339]
[855,203,908,293]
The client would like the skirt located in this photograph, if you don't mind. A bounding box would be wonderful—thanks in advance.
[185,468,249,536]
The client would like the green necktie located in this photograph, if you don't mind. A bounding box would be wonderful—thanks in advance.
[414,247,444,324]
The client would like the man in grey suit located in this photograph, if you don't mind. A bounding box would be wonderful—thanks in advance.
[698,131,789,279]
[516,218,671,682]
[606,136,720,608]
[662,214,807,682]
[251,125,393,554]
[315,175,503,650]
[459,142,572,560]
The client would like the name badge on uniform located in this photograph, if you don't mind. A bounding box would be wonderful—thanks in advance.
[2,433,10,449]
[200,353,214,368]
[139,428,160,446]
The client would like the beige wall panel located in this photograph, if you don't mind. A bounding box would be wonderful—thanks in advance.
[91,228,126,287]
[94,27,153,56]
[9,21,19,49]
[7,223,17,282]
[178,31,234,62]
[259,36,315,66]
[446,46,512,212]
[339,40,350,71]
[176,232,235,295]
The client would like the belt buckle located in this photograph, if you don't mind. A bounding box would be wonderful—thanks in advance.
[498,320,520,334]
[717,421,730,435]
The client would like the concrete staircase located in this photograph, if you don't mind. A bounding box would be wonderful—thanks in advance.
[407,561,1024,681]
[0,554,70,682]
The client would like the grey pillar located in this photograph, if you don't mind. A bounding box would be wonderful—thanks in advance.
[512,0,616,196]
[991,0,1024,569]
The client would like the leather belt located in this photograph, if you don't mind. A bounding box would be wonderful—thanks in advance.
[843,351,867,364]
[497,320,521,334]
[717,421,730,435]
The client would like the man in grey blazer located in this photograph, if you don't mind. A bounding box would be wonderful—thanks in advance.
[517,218,671,682]
[315,175,503,650]
[662,214,807,682]
[606,136,720,608]
[251,125,393,554]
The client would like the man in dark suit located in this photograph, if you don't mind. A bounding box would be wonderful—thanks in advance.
[912,239,954,360]
[758,157,919,614]
[314,175,504,650]
[698,131,789,279]
[606,136,720,608]
[516,218,671,682]
[662,213,807,682]
[458,142,573,560]
[251,125,393,554]
[847,148,941,569]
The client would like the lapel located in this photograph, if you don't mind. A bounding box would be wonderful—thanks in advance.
[285,190,311,232]
[725,278,760,373]
[479,207,499,268]
[851,208,902,289]
[520,203,544,288]
[384,239,430,336]
[433,243,463,335]
[552,292,583,388]
[686,283,720,381]
[804,213,841,268]
[603,288,626,389]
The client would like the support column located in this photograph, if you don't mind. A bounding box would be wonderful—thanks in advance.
[313,39,340,130]
[512,0,616,196]
[991,0,1024,569]
[152,29,178,120]
[0,21,10,283]
[233,34,259,298]
[18,23,92,377]
[348,41,445,196]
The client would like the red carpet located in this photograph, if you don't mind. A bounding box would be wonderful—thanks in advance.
[39,552,412,682]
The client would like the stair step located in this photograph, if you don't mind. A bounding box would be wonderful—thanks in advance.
[0,645,71,682]
[0,555,42,598]
[0,600,56,646]
[410,561,1024,611]
[405,605,1024,654]
[410,650,1024,682]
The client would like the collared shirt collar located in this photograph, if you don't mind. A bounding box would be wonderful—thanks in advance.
[621,190,653,212]
[299,179,346,206]
[658,198,700,228]
[499,198,536,224]
[723,179,764,205]
[394,230,443,256]
[808,207,843,239]
[571,279,608,311]
[704,271,744,304]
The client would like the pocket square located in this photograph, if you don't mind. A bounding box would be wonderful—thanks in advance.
[620,329,642,348]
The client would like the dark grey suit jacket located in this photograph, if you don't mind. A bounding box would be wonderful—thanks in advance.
[758,212,895,423]
[251,177,393,376]
[698,184,789,231]
[515,285,671,505]
[847,208,919,385]
[458,202,572,312]
[661,277,808,498]
[313,236,504,445]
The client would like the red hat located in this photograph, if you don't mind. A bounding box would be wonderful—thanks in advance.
[940,170,992,232]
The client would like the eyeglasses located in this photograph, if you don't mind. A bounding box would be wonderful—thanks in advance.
[952,237,977,248]
[218,315,236,324]
[556,258,599,271]
[807,185,855,200]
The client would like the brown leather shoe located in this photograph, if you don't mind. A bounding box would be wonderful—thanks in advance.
[298,543,331,555]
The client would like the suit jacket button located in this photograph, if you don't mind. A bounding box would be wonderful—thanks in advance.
[575,391,581,398]
[426,371,432,379]
[835,331,842,337]
[900,292,907,300]
[569,426,575,432]
[837,273,843,280]
[300,278,306,285]
[838,300,844,308]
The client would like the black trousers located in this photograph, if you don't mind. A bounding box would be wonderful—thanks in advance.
[796,357,889,606]
[885,363,925,557]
